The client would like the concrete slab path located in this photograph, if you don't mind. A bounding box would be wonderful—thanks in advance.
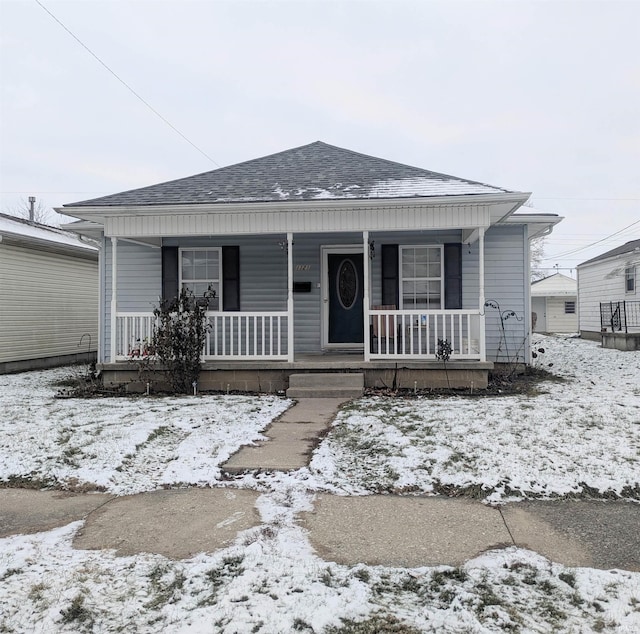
[302,495,640,571]
[222,398,346,473]
[1,488,638,570]
[0,489,113,538]
[73,488,261,559]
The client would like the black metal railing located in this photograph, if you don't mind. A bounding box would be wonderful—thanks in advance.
[600,301,640,333]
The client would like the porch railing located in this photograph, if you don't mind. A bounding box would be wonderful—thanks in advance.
[600,301,640,333]
[114,311,289,361]
[369,309,483,360]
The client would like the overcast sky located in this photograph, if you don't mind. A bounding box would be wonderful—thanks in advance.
[1,0,639,273]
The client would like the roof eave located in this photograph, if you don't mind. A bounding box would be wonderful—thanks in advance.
[504,213,564,239]
[57,191,530,223]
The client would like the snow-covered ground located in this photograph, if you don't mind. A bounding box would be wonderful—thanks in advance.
[1,335,639,632]
[310,335,640,503]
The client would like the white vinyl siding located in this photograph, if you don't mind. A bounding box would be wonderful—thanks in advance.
[577,256,636,335]
[0,243,98,365]
[546,297,578,333]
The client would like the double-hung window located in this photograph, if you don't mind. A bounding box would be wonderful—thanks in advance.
[400,246,443,309]
[625,267,635,294]
[180,248,221,310]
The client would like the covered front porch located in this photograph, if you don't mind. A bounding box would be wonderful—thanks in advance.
[108,226,489,366]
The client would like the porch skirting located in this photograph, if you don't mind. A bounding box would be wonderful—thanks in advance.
[98,359,494,393]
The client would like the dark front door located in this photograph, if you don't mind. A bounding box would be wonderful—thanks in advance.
[328,253,364,345]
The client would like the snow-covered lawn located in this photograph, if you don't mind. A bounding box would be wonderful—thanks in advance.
[0,367,290,495]
[1,335,639,632]
[310,335,640,503]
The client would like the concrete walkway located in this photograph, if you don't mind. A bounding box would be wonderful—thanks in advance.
[1,398,638,571]
[222,398,346,473]
[1,487,638,571]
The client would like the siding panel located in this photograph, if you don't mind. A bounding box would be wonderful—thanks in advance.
[0,244,98,364]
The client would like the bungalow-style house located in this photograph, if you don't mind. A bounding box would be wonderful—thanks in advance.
[0,213,98,373]
[60,142,561,391]
[577,238,640,350]
[531,273,578,333]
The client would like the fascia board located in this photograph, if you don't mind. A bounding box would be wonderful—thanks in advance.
[505,213,564,239]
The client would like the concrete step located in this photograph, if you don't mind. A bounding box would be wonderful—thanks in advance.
[286,373,364,398]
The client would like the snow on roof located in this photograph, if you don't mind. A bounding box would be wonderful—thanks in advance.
[64,141,516,208]
[0,213,97,252]
[531,273,577,296]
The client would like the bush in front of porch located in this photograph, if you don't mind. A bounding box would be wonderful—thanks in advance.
[147,288,211,394]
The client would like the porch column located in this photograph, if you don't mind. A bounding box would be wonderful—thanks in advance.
[110,237,118,363]
[363,230,371,361]
[287,232,294,362]
[478,228,486,361]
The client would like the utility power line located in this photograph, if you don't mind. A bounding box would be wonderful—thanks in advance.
[35,0,220,167]
[542,219,640,260]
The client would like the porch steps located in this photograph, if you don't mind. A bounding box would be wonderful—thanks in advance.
[286,372,364,399]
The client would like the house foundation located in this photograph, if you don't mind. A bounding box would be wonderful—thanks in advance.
[600,332,640,351]
[99,358,493,394]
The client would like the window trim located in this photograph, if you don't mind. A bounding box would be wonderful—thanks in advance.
[399,244,444,310]
[625,266,636,294]
[178,247,222,309]
[564,300,576,314]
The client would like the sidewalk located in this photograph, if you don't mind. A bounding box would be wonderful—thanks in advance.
[1,398,638,571]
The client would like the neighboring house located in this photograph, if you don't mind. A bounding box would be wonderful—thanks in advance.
[531,273,578,333]
[0,213,99,373]
[577,239,640,350]
[60,142,561,390]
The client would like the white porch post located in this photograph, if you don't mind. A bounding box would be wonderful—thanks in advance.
[287,232,294,362]
[110,237,118,363]
[478,228,486,361]
[363,230,371,362]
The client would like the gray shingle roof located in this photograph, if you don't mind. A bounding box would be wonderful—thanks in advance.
[64,141,516,208]
[578,239,640,267]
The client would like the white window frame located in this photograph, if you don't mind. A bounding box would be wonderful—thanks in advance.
[625,266,636,294]
[564,300,576,314]
[399,245,444,310]
[179,247,222,309]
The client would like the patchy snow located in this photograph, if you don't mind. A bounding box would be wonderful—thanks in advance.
[0,367,291,494]
[310,335,640,502]
[367,176,507,198]
[1,507,638,633]
[1,337,640,631]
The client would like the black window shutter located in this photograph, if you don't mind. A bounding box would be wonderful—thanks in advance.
[161,246,179,303]
[381,244,399,307]
[444,243,462,309]
[222,246,240,311]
